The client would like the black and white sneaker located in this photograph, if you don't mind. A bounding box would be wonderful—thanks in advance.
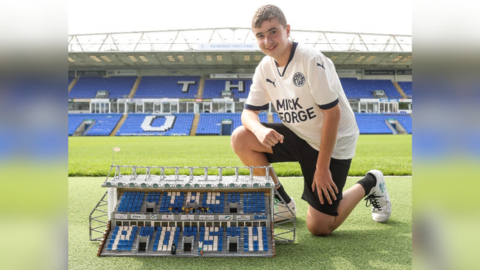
[273,197,296,222]
[364,170,391,223]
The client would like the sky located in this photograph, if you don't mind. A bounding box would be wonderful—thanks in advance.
[68,0,412,36]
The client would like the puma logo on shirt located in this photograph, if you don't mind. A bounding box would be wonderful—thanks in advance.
[266,78,276,87]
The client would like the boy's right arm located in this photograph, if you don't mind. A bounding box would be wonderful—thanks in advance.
[241,109,284,148]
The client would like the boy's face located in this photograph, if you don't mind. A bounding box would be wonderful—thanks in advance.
[253,18,291,64]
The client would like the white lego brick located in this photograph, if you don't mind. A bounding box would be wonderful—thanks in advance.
[209,236,214,241]
[167,192,171,196]
[215,227,219,232]
[259,245,264,251]
[213,245,217,251]
[176,192,180,196]
[163,245,168,251]
[121,235,125,240]
[216,200,220,204]
[253,236,257,241]
[249,245,253,251]
[112,243,118,250]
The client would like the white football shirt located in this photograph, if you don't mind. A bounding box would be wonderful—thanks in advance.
[245,42,359,159]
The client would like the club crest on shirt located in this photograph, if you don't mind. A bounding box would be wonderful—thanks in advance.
[293,72,305,87]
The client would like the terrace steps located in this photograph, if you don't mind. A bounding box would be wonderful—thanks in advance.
[190,114,200,136]
[393,82,408,99]
[128,77,142,99]
[196,77,205,98]
[267,113,273,123]
[110,114,128,136]
[68,77,79,93]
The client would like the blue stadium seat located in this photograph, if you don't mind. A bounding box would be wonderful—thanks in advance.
[68,113,122,136]
[69,76,136,99]
[340,78,402,99]
[196,113,267,135]
[397,81,412,98]
[116,114,194,136]
[134,76,200,98]
[355,113,412,134]
[202,79,252,99]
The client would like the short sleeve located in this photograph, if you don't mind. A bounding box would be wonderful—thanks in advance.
[245,65,270,111]
[307,54,340,110]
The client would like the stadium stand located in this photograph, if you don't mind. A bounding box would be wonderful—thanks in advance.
[134,76,200,99]
[340,78,402,99]
[272,113,282,123]
[196,113,268,135]
[68,76,137,99]
[116,113,194,136]
[355,113,412,134]
[202,79,252,99]
[68,113,123,136]
[394,114,412,134]
[355,113,394,134]
[273,112,411,134]
[397,81,412,98]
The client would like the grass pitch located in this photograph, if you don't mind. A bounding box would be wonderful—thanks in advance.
[68,135,411,177]
[69,176,412,270]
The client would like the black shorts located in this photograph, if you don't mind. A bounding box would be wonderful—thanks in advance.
[261,122,352,216]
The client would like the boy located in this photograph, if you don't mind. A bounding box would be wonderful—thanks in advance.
[230,4,391,236]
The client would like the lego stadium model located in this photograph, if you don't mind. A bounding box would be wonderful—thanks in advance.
[90,165,296,257]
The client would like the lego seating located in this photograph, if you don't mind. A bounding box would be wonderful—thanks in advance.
[242,192,266,214]
[202,79,252,99]
[243,226,268,252]
[159,192,185,213]
[153,227,180,252]
[106,226,138,251]
[68,76,137,99]
[202,192,225,213]
[398,81,412,98]
[196,113,267,135]
[134,76,200,99]
[340,78,402,99]
[116,113,194,136]
[117,191,145,213]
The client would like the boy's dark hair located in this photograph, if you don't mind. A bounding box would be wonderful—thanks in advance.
[252,5,287,29]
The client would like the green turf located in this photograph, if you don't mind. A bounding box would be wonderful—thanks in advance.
[68,135,411,177]
[69,176,412,270]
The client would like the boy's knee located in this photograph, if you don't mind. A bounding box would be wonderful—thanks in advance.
[307,223,334,237]
[231,126,249,151]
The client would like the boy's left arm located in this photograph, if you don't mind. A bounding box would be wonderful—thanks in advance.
[311,104,341,205]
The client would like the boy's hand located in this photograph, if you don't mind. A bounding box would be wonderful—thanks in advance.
[312,168,338,205]
[253,127,284,148]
